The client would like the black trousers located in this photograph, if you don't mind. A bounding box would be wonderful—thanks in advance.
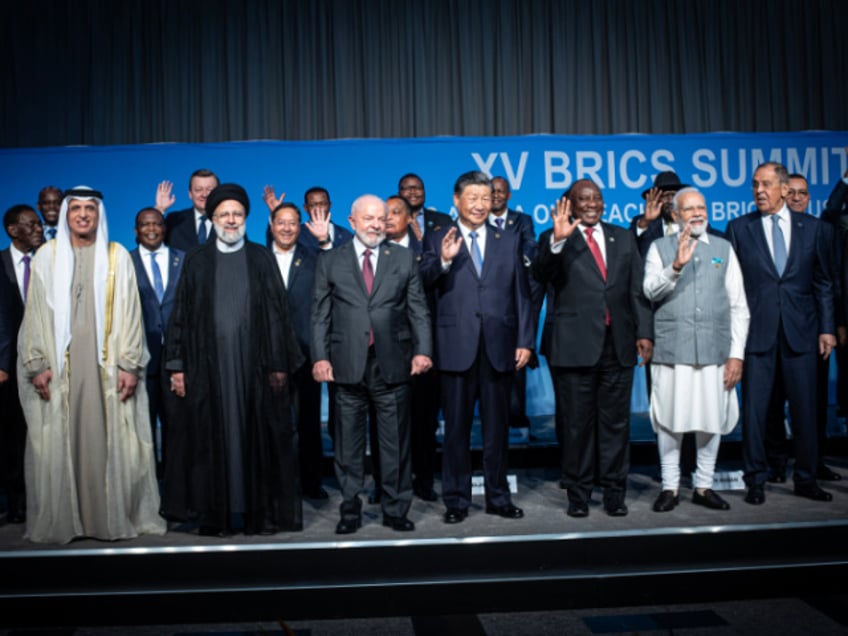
[554,329,633,505]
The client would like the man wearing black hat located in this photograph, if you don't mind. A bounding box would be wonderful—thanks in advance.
[631,171,689,259]
[162,183,306,536]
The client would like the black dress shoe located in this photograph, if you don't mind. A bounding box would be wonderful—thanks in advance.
[692,488,730,510]
[305,487,329,500]
[335,517,362,534]
[816,465,842,481]
[198,525,226,537]
[745,485,765,505]
[413,485,439,502]
[382,515,415,531]
[485,503,524,519]
[567,501,589,518]
[443,507,468,524]
[794,483,833,502]
[652,490,679,512]
[767,472,786,484]
[604,500,628,517]
[368,490,382,505]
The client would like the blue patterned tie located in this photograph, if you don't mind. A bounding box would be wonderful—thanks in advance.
[45,227,56,240]
[197,218,207,244]
[771,215,787,277]
[150,252,165,303]
[469,231,483,276]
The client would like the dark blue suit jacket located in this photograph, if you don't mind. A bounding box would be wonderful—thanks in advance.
[165,208,216,254]
[727,209,834,354]
[0,249,23,373]
[131,246,185,377]
[297,221,353,252]
[281,243,317,357]
[421,223,534,373]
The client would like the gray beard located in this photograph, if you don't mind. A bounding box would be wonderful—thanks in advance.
[688,220,707,237]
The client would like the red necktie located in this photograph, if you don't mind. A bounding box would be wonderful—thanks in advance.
[584,228,610,325]
[362,249,374,345]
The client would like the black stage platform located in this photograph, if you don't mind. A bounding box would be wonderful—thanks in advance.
[1,418,847,629]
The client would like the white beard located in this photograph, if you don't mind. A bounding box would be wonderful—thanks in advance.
[688,220,707,237]
[214,221,246,245]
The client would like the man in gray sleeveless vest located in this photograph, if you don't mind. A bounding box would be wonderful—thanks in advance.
[643,188,750,512]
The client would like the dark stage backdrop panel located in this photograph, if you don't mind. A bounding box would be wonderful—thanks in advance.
[2,0,847,148]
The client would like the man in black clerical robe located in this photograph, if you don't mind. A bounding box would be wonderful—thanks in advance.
[161,183,305,536]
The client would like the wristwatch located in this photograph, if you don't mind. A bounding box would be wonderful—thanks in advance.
[317,237,331,247]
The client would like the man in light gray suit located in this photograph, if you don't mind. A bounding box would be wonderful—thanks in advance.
[311,194,433,535]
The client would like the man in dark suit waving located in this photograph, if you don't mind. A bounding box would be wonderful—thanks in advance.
[727,162,836,505]
[155,169,219,253]
[421,171,534,524]
[311,194,433,535]
[534,179,653,518]
[129,207,184,478]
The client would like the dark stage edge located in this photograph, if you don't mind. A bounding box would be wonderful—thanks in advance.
[1,452,847,629]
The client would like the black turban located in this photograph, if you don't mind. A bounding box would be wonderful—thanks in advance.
[206,183,250,217]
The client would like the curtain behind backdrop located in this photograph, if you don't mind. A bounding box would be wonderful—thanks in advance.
[1,0,846,148]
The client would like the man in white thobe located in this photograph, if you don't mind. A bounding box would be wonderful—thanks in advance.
[643,187,750,512]
[17,186,165,543]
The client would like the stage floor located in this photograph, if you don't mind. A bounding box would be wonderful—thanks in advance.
[1,416,847,628]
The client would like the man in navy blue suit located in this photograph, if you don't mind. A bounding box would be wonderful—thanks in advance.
[155,169,220,253]
[1,204,44,522]
[130,207,185,478]
[727,162,836,505]
[421,171,534,524]
[398,173,453,240]
[269,201,328,500]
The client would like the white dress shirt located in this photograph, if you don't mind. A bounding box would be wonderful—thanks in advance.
[273,244,295,288]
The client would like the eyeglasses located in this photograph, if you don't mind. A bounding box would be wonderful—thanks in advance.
[213,211,246,221]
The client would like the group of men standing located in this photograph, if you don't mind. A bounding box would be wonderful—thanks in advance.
[0,158,844,543]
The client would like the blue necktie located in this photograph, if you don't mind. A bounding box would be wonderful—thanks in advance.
[150,251,165,303]
[45,227,56,240]
[771,215,787,277]
[469,230,483,276]
[197,218,207,244]
[496,217,504,230]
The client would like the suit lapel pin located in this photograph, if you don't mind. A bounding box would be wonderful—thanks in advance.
[609,236,615,242]
[294,258,302,267]
[508,219,514,226]
[383,248,391,255]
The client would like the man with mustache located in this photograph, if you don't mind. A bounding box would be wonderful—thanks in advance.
[643,188,750,513]
[162,183,305,536]
[17,187,165,543]
[312,194,432,534]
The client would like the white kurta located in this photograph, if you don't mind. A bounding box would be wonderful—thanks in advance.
[17,241,166,544]
[643,234,750,436]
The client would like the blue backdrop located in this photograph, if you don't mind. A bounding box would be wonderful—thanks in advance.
[2,131,846,416]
